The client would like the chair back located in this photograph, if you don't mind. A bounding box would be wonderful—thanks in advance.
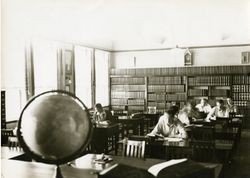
[191,126,216,162]
[214,117,232,128]
[123,139,145,159]
[191,126,215,141]
[1,129,14,146]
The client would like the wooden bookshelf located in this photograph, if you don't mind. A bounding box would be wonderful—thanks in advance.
[232,75,250,115]
[110,65,250,115]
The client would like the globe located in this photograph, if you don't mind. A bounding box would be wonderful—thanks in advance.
[17,90,93,165]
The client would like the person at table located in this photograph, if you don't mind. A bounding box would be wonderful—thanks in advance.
[205,99,229,121]
[225,98,238,113]
[178,102,200,125]
[147,106,187,139]
[92,103,113,124]
[195,98,212,114]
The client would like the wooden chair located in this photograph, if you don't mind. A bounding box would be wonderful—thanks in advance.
[123,139,146,159]
[191,126,216,162]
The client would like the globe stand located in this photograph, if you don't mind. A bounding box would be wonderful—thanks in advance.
[53,165,63,178]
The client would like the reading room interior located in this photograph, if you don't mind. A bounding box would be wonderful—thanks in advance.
[1,0,250,178]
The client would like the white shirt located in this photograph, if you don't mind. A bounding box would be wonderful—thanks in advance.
[195,103,212,113]
[149,113,187,139]
[206,106,229,121]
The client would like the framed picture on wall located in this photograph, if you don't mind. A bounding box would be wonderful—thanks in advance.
[241,52,250,64]
[184,48,193,66]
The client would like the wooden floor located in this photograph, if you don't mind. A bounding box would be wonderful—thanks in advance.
[223,129,250,178]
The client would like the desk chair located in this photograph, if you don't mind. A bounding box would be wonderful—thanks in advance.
[123,139,146,159]
[191,126,216,162]
[1,129,14,146]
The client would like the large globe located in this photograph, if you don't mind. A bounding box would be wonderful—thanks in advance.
[17,91,92,164]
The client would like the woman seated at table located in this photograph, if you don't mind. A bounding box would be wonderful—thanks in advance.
[195,98,212,114]
[147,106,187,139]
[205,99,229,122]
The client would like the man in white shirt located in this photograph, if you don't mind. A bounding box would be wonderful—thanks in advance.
[148,106,187,139]
[195,98,212,114]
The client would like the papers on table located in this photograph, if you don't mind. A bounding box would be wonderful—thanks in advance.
[163,137,183,142]
[148,158,187,177]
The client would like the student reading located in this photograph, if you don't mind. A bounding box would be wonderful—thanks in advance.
[92,103,113,124]
[148,106,187,139]
[195,98,212,114]
[206,99,229,121]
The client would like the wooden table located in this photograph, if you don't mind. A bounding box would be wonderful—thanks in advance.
[91,123,120,154]
[1,151,222,178]
[73,154,222,178]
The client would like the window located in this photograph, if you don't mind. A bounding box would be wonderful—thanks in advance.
[32,40,58,95]
[95,50,110,106]
[74,46,93,108]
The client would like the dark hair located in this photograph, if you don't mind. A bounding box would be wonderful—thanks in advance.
[95,103,103,110]
[166,105,179,117]
[216,99,224,105]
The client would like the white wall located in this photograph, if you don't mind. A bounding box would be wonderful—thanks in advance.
[110,46,250,68]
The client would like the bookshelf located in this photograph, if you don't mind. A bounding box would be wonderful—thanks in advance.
[110,65,250,116]
[110,77,146,113]
[147,76,187,113]
[232,75,250,114]
[187,75,231,105]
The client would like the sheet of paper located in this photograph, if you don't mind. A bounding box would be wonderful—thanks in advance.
[148,158,187,177]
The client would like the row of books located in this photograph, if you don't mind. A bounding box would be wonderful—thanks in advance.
[232,93,250,101]
[148,76,183,85]
[232,75,250,84]
[210,89,230,97]
[111,85,145,91]
[147,85,185,93]
[110,65,250,75]
[148,85,165,92]
[111,98,127,105]
[111,91,145,98]
[232,85,250,92]
[166,85,185,93]
[188,89,208,96]
[111,77,145,84]
[188,76,230,86]
[166,93,186,101]
[148,93,166,101]
[128,99,145,105]
[127,105,145,111]
[233,101,248,107]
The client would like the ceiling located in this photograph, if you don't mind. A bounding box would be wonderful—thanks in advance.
[2,0,250,51]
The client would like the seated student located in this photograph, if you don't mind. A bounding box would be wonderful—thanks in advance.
[178,102,201,125]
[205,99,229,121]
[92,103,113,124]
[195,98,212,114]
[147,106,187,139]
[226,98,238,113]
